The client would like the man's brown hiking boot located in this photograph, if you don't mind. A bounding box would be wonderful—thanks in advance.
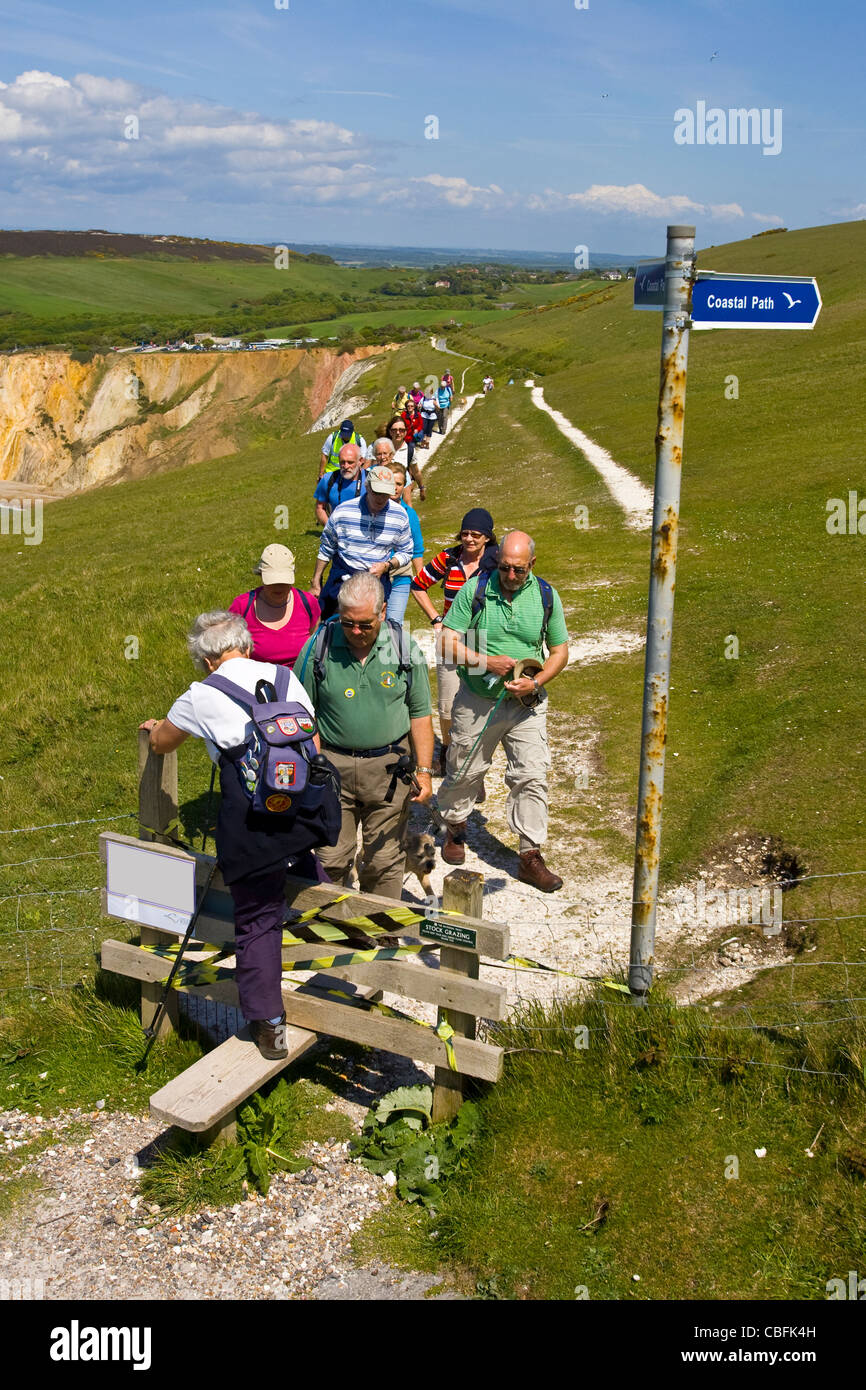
[518,849,563,893]
[250,1014,288,1060]
[441,823,467,865]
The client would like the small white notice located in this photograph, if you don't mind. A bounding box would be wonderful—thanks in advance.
[105,840,196,936]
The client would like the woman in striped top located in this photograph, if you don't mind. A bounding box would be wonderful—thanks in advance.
[411,507,498,774]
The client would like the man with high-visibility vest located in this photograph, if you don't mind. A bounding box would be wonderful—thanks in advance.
[319,419,368,479]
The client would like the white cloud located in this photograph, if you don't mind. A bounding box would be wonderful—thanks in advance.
[709,202,745,219]
[0,68,785,228]
[0,104,26,141]
[569,183,705,218]
[410,174,514,210]
[750,211,786,225]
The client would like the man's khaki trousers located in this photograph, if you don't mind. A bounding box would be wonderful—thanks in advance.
[437,684,550,851]
[318,741,411,898]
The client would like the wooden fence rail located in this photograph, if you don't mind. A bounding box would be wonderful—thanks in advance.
[98,740,508,1143]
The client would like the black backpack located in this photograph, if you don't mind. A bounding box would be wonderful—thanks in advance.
[469,570,554,649]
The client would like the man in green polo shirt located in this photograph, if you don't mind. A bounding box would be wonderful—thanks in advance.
[294,571,434,898]
[437,529,569,892]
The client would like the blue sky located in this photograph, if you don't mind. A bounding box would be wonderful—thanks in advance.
[0,0,863,253]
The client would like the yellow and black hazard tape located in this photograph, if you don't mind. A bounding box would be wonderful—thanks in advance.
[139,939,440,988]
[496,954,630,994]
[303,982,458,1072]
[281,942,438,973]
[139,942,458,1070]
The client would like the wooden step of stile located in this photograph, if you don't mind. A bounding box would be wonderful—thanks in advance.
[148,974,382,1134]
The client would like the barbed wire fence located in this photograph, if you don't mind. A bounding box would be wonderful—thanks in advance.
[2,811,866,1080]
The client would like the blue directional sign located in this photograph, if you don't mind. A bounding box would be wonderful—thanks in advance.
[633,260,666,310]
[691,270,821,330]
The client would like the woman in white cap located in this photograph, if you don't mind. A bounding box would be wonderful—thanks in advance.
[229,544,320,668]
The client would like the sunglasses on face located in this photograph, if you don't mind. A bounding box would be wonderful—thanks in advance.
[460,530,485,540]
[339,617,377,631]
[498,562,530,576]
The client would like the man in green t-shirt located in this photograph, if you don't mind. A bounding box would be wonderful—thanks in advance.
[437,529,569,892]
[294,571,434,898]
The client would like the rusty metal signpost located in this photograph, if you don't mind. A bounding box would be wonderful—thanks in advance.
[627,225,821,1002]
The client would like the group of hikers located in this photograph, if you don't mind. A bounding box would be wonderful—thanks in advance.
[141,369,569,1060]
[314,369,457,526]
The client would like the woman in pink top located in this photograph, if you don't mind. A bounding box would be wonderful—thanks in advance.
[229,544,320,667]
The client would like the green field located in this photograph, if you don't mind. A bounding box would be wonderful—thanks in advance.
[0,246,587,349]
[2,223,865,1298]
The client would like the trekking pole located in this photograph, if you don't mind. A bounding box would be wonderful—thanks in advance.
[201,762,217,852]
[448,686,508,787]
[137,859,218,1070]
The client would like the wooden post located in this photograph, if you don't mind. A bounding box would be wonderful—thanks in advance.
[432,868,483,1122]
[138,728,178,845]
[138,729,180,1038]
[197,1113,237,1148]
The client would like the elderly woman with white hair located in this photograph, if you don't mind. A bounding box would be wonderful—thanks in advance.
[140,610,340,1060]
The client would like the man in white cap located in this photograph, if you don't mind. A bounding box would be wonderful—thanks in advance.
[310,464,413,621]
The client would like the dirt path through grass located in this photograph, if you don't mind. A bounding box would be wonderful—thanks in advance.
[528,382,653,529]
[393,380,794,1029]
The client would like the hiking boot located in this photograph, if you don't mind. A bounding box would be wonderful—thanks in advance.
[250,1014,288,1060]
[441,823,467,866]
[518,849,563,893]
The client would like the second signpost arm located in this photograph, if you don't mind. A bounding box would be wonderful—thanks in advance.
[628,223,695,1002]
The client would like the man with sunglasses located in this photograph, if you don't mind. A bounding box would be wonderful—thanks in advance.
[294,572,434,897]
[437,529,569,892]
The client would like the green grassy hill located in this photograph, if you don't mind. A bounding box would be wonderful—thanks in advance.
[448,222,866,884]
[2,225,866,1299]
[0,230,589,350]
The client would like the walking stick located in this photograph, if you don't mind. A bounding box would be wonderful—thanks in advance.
[137,859,218,1070]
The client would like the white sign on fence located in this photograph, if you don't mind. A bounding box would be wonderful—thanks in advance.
[105,838,196,935]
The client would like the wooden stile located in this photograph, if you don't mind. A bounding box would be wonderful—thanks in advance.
[100,740,509,1143]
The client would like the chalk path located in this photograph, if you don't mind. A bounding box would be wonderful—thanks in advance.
[528,383,653,530]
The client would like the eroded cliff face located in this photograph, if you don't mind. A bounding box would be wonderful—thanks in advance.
[0,345,386,493]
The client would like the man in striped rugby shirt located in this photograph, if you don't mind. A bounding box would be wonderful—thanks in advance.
[310,464,413,620]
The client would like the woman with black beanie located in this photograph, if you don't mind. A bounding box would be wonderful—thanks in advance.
[410,508,498,775]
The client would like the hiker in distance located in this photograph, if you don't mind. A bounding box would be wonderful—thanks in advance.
[140,611,341,1060]
[294,572,434,898]
[436,529,569,892]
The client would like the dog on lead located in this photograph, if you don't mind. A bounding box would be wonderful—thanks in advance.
[353,827,437,899]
